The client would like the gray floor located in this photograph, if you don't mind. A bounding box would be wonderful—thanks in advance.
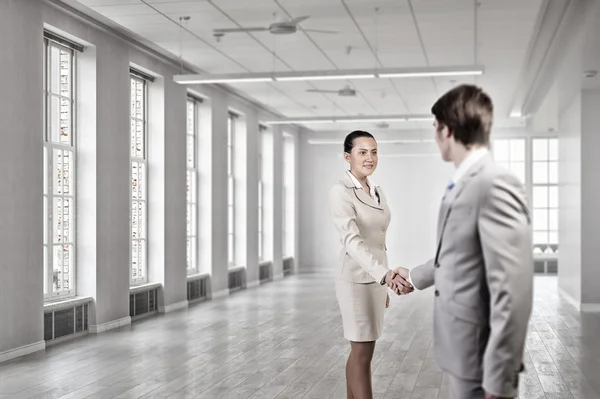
[1,275,599,399]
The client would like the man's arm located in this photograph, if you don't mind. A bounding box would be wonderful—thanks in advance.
[407,259,435,290]
[329,185,390,283]
[478,175,533,398]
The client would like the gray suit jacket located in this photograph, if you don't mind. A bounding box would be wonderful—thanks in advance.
[410,154,533,398]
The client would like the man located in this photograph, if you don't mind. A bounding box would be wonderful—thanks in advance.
[390,84,533,399]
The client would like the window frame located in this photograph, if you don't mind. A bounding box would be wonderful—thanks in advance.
[227,113,236,267]
[130,74,149,285]
[43,38,78,300]
[531,137,559,255]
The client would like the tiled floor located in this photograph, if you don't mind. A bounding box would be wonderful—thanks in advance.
[1,274,599,398]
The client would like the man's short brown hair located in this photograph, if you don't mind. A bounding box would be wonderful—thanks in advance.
[431,84,493,147]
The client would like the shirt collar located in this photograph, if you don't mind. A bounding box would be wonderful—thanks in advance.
[451,147,489,184]
[346,170,378,199]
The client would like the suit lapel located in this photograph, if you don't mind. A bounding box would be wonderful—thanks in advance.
[339,173,383,211]
[434,155,492,261]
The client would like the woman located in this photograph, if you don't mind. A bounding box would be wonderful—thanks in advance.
[328,130,412,399]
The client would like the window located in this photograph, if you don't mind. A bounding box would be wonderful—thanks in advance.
[186,98,198,275]
[227,113,235,266]
[492,138,526,184]
[282,135,295,257]
[43,38,77,299]
[532,138,558,255]
[258,126,266,262]
[130,74,148,284]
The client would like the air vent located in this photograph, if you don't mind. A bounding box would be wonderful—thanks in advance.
[259,262,272,283]
[44,303,89,342]
[187,277,208,302]
[228,268,245,291]
[283,257,294,276]
[129,289,158,319]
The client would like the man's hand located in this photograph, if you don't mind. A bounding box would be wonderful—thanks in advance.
[385,268,413,295]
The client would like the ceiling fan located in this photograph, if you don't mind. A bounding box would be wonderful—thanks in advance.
[212,15,338,36]
[306,85,356,97]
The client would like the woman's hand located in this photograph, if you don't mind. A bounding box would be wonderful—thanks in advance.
[385,293,390,308]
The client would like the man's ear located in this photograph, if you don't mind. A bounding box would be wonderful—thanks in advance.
[343,152,351,163]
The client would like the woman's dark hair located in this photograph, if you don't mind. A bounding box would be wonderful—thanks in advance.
[344,130,375,153]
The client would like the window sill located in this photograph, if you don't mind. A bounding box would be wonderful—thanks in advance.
[187,273,209,282]
[228,265,245,273]
[129,282,161,295]
[44,296,93,313]
[534,253,558,260]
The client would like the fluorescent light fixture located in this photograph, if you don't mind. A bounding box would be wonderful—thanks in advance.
[263,114,434,125]
[174,65,484,85]
[509,111,523,118]
[379,70,483,78]
[275,74,375,81]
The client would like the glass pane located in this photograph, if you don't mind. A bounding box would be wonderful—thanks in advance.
[533,209,548,231]
[510,139,525,161]
[228,205,234,235]
[191,206,196,236]
[228,234,234,264]
[53,150,63,195]
[60,97,71,145]
[533,139,548,161]
[51,45,60,95]
[549,232,559,245]
[549,209,558,231]
[51,96,60,143]
[130,79,136,116]
[53,198,63,243]
[136,120,144,159]
[186,238,191,271]
[549,162,558,184]
[549,139,558,161]
[59,50,71,98]
[532,162,548,184]
[533,186,548,208]
[43,196,48,245]
[43,147,48,195]
[228,176,234,206]
[510,162,525,184]
[138,201,146,240]
[52,245,63,292]
[130,119,136,157]
[190,172,196,203]
[131,240,139,280]
[44,245,48,295]
[63,150,72,195]
[533,231,548,245]
[186,204,191,236]
[62,198,71,243]
[493,140,509,162]
[497,162,509,171]
[132,201,139,239]
[135,80,144,120]
[549,186,558,208]
[186,171,191,204]
[187,135,195,169]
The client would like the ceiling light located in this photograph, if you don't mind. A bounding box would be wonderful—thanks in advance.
[262,114,434,125]
[174,65,484,85]
[275,74,375,81]
[379,70,483,78]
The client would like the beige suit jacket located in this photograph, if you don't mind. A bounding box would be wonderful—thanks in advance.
[329,173,391,283]
[410,154,533,397]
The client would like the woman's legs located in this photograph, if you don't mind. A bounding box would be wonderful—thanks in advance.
[346,341,376,399]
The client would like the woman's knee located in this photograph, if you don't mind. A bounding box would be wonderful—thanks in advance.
[350,342,375,364]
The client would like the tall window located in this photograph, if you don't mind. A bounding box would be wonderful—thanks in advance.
[492,138,526,184]
[282,135,295,257]
[130,74,148,284]
[227,113,236,266]
[186,98,198,274]
[258,127,265,261]
[43,38,77,299]
[532,138,559,255]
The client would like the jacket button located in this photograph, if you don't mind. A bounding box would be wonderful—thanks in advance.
[434,290,440,297]
[435,263,440,268]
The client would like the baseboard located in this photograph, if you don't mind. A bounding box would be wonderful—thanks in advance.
[211,288,229,299]
[90,316,131,334]
[559,287,581,311]
[0,340,45,363]
[247,280,260,288]
[159,300,188,314]
[273,273,284,281]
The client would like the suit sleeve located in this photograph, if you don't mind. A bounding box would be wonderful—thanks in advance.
[478,175,534,398]
[408,259,435,290]
[329,184,390,283]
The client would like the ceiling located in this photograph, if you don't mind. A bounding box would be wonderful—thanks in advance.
[73,0,544,130]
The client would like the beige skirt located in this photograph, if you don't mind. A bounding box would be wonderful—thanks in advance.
[335,279,387,342]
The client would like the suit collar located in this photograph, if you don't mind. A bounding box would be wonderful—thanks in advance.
[340,172,384,211]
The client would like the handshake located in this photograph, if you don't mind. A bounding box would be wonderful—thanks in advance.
[384,267,414,295]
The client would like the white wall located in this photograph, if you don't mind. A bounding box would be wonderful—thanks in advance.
[0,0,299,361]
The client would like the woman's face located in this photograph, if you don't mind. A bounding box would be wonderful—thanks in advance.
[344,136,378,178]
